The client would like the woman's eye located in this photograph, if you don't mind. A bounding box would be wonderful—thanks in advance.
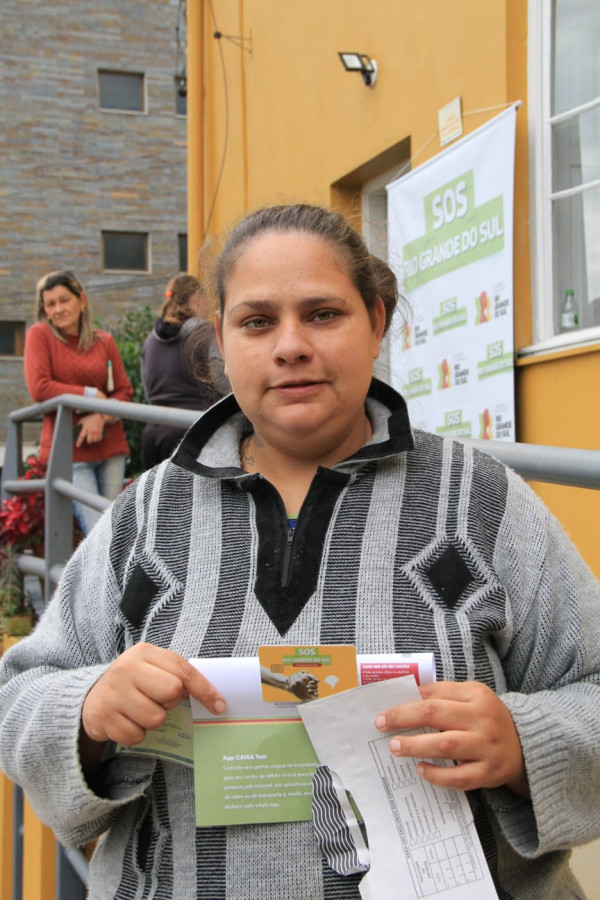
[243,317,270,330]
[312,309,338,322]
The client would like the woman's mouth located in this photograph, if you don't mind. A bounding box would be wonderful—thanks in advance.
[271,380,324,396]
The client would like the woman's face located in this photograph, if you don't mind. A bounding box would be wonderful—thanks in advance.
[217,231,385,461]
[42,284,85,336]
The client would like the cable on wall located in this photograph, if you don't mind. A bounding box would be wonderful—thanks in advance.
[203,0,231,241]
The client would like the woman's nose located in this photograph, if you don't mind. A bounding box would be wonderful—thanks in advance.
[272,318,312,363]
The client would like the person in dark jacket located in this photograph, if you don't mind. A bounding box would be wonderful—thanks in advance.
[140,273,230,468]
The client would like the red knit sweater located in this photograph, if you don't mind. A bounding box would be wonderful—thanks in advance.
[24,322,133,464]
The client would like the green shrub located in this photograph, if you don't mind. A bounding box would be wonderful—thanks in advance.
[110,306,154,477]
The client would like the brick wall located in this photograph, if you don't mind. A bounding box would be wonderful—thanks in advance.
[0,0,188,451]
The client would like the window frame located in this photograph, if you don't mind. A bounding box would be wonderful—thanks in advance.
[361,162,412,261]
[526,0,600,356]
[175,84,187,117]
[98,69,146,115]
[0,321,26,357]
[178,233,188,272]
[101,230,150,273]
[360,162,411,385]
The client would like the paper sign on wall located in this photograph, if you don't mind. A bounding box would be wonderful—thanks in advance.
[438,96,463,147]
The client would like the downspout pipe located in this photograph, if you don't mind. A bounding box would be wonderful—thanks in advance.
[187,0,204,274]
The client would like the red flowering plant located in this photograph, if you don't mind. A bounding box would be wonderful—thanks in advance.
[0,454,46,554]
[0,455,46,636]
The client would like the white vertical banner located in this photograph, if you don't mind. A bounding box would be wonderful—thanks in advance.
[387,106,517,441]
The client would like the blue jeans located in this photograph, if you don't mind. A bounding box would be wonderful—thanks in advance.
[72,455,127,536]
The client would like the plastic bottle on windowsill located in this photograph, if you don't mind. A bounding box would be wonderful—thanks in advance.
[560,289,579,332]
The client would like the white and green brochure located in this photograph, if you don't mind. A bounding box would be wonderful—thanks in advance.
[117,651,436,828]
[189,656,318,827]
[117,699,194,765]
[188,653,436,828]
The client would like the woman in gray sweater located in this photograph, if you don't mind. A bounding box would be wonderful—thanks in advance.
[1,204,599,899]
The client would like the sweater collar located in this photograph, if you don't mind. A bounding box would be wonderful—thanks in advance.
[172,377,415,478]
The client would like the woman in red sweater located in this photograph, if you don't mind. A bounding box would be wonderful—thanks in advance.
[24,270,133,535]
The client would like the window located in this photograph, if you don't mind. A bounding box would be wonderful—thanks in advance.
[0,322,25,356]
[529,0,600,348]
[102,231,149,271]
[178,233,188,271]
[98,70,145,113]
[175,84,187,116]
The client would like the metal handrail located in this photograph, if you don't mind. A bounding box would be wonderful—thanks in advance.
[2,392,599,604]
[2,396,201,602]
[6,392,600,482]
[464,438,600,490]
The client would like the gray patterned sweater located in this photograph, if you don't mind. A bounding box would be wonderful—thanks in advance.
[1,380,599,900]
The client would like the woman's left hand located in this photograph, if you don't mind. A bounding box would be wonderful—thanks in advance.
[375,680,530,798]
[76,413,106,446]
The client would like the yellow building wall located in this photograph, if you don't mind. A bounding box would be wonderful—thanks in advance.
[188,0,599,578]
[516,347,600,575]
[191,0,511,244]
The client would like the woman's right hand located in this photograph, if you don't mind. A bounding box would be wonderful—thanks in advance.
[75,412,106,446]
[80,644,226,765]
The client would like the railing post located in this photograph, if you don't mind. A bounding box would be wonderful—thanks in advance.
[22,795,56,900]
[13,785,23,900]
[56,846,88,899]
[2,419,23,499]
[0,771,14,898]
[44,406,74,605]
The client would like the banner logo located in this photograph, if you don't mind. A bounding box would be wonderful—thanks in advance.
[402,367,432,398]
[436,409,472,438]
[475,290,492,324]
[401,170,504,290]
[479,408,493,440]
[433,297,468,335]
[477,340,513,380]
[438,359,452,390]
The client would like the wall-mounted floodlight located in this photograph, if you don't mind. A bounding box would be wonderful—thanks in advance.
[338,52,378,88]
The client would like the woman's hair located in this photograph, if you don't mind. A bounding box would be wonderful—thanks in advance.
[213,203,405,334]
[184,319,220,384]
[35,270,95,352]
[160,273,203,323]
